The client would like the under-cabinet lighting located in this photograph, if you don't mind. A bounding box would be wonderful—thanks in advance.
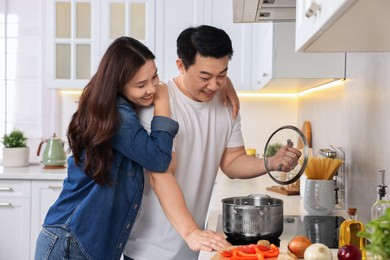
[297,79,345,96]
[61,90,82,95]
[237,79,345,98]
[237,92,297,98]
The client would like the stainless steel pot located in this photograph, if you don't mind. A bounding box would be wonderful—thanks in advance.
[222,194,283,241]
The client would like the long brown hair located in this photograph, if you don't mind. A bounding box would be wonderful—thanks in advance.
[67,37,156,185]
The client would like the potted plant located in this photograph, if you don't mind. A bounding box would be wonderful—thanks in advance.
[1,128,30,167]
[264,142,283,157]
[358,207,390,260]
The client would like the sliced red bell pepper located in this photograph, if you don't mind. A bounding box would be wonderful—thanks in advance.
[220,250,233,257]
[219,243,277,260]
[261,244,280,258]
[231,250,264,260]
[236,245,258,254]
[254,244,271,252]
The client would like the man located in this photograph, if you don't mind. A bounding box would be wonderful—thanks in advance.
[124,25,301,260]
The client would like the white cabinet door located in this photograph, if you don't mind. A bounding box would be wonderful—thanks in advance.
[44,0,100,90]
[45,0,155,90]
[99,0,156,56]
[154,0,206,82]
[252,23,273,91]
[30,180,64,259]
[156,0,257,91]
[295,0,352,52]
[204,0,255,91]
[294,0,390,52]
[0,180,31,260]
[255,22,345,93]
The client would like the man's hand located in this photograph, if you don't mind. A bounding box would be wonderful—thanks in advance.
[270,143,302,172]
[184,229,231,252]
[220,77,240,118]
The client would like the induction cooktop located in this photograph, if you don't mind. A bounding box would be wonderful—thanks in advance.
[216,214,345,248]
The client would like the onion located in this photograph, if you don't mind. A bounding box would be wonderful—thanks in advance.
[288,235,312,258]
[257,239,271,248]
[304,243,333,260]
[337,244,362,260]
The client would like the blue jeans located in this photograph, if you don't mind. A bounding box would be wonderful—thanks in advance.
[34,226,88,260]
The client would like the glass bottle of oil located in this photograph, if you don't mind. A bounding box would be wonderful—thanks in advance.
[339,207,366,259]
[371,170,389,221]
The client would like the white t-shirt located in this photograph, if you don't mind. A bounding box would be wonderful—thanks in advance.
[124,78,244,260]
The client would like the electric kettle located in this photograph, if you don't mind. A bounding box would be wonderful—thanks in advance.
[37,133,67,167]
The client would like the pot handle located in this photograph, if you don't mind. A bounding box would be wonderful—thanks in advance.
[248,194,270,198]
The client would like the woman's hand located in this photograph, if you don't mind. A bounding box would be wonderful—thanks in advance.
[184,229,231,252]
[219,77,240,118]
[153,82,170,117]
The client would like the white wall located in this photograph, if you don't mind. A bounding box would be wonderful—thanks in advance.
[239,96,297,155]
[298,53,390,223]
[0,0,65,164]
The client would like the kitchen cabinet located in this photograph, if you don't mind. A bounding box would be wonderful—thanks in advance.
[0,180,31,260]
[30,180,63,259]
[44,0,99,89]
[44,0,155,90]
[296,0,390,52]
[205,0,257,90]
[253,22,345,93]
[154,0,205,83]
[0,178,63,260]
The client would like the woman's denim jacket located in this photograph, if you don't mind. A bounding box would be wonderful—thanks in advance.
[42,97,178,260]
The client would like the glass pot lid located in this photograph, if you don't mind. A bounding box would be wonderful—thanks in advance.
[263,125,309,185]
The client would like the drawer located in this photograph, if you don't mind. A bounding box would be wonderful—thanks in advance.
[0,180,31,198]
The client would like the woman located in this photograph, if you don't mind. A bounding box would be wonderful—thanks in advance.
[34,36,179,260]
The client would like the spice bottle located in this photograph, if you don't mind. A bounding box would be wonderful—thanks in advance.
[339,207,366,259]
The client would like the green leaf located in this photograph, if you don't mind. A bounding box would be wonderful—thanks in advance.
[1,129,28,148]
[265,142,283,157]
[358,207,390,259]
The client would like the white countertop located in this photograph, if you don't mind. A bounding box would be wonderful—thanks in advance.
[0,163,67,180]
[198,173,348,260]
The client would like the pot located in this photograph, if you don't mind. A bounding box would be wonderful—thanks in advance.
[221,194,283,242]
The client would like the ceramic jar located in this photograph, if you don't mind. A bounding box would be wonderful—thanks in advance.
[304,179,335,215]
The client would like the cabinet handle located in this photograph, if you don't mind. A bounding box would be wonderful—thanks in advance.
[48,185,63,190]
[306,1,321,17]
[0,202,12,207]
[0,187,13,192]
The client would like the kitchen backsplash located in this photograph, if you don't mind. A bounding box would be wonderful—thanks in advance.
[298,52,390,223]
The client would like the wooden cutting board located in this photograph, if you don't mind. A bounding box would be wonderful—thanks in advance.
[297,121,312,149]
[266,185,300,196]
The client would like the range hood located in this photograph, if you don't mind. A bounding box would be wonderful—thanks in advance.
[233,0,296,23]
